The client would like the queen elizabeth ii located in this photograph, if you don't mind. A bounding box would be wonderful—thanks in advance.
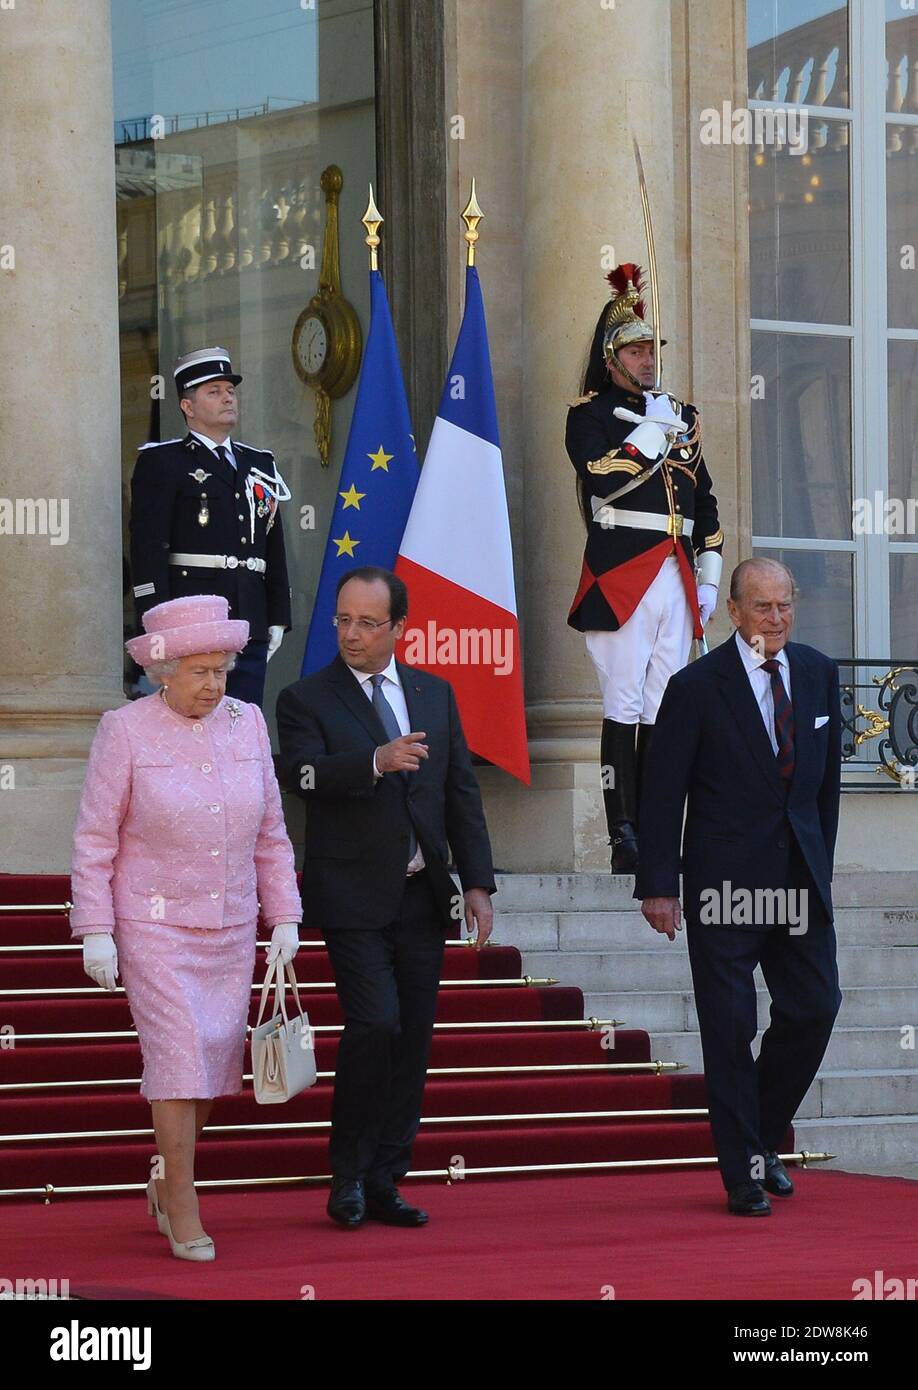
[69,595,302,1262]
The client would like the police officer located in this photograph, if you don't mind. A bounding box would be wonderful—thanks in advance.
[129,348,292,706]
[567,265,724,873]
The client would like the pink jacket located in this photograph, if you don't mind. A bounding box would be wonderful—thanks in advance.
[70,694,302,936]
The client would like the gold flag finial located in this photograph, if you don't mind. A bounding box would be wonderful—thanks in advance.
[461,178,483,266]
[362,185,383,270]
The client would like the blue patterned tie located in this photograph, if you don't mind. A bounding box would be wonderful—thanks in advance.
[371,674,417,863]
[762,659,795,782]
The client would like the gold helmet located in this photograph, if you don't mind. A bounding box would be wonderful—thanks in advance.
[601,264,665,389]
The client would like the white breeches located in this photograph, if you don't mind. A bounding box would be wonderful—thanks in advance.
[584,556,694,724]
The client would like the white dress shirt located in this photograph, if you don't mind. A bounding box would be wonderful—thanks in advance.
[348,656,425,873]
[734,630,792,757]
[189,430,238,470]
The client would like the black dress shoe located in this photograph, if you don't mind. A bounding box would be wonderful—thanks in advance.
[727,1180,771,1216]
[365,1186,429,1227]
[327,1177,366,1228]
[763,1151,795,1197]
[610,822,639,874]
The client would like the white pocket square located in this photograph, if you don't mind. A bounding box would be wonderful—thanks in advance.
[814,715,829,728]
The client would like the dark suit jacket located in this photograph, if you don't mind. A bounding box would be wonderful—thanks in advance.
[634,633,842,925]
[276,655,496,931]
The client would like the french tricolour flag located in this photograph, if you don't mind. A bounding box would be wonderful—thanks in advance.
[396,266,530,783]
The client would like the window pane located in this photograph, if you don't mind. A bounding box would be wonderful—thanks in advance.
[752,332,852,539]
[890,554,918,654]
[887,342,918,541]
[748,2,848,108]
[749,121,850,324]
[886,0,918,114]
[112,0,376,703]
[886,136,918,328]
[754,548,854,656]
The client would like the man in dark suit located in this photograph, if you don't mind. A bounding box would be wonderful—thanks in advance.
[635,557,842,1216]
[276,566,496,1229]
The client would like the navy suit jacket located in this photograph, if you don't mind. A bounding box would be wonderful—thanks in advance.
[276,656,496,931]
[634,633,842,925]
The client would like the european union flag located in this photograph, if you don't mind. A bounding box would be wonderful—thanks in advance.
[300,269,419,674]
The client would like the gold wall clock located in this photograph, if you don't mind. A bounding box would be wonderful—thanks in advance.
[292,164,362,467]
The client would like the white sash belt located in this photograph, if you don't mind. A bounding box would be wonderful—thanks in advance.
[590,504,693,538]
[169,552,267,573]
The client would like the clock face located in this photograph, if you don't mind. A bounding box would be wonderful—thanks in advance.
[300,315,328,375]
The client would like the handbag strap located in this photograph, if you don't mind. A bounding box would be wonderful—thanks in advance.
[254,956,308,1029]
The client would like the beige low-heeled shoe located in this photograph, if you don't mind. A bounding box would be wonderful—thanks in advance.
[167,1226,215,1262]
[145,1177,170,1237]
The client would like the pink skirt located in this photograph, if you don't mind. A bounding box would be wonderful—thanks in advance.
[114,917,256,1100]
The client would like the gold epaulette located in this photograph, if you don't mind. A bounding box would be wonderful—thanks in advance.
[586,452,644,477]
[567,391,598,407]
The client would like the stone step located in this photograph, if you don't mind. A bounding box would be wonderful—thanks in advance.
[585,986,918,1033]
[797,1070,918,1120]
[793,1115,918,1169]
[494,870,918,915]
[524,945,918,992]
[648,1026,916,1073]
[497,907,918,952]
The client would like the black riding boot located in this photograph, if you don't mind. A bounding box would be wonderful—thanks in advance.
[600,719,639,874]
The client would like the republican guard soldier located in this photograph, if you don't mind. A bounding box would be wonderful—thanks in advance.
[567,265,725,873]
[129,348,293,706]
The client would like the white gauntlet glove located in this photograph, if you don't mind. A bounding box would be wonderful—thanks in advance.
[266,626,285,662]
[82,932,119,992]
[615,391,687,461]
[697,583,719,628]
[266,922,300,966]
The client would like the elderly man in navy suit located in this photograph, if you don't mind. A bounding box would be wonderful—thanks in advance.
[635,558,842,1216]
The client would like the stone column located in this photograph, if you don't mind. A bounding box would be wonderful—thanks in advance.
[472,0,680,869]
[0,0,124,872]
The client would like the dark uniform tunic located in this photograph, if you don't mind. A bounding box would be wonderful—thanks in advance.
[129,433,292,641]
[566,383,724,636]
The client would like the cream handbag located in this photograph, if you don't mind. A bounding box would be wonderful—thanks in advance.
[251,958,316,1103]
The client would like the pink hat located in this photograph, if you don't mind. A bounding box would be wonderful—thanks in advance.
[125,595,249,666]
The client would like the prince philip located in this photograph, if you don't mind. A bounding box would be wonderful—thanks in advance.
[635,558,843,1216]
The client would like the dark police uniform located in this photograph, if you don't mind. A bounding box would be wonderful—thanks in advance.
[129,433,292,705]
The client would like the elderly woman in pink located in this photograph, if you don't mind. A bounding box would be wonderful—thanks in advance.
[70,596,302,1263]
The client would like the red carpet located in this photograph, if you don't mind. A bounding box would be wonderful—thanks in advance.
[2,1169,915,1300]
[2,872,752,1198]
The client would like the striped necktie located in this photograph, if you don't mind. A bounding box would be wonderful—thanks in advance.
[762,658,795,781]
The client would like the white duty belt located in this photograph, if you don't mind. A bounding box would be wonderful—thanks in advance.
[590,501,693,539]
[169,552,267,573]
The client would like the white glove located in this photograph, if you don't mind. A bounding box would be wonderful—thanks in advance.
[266,922,300,966]
[642,391,687,431]
[620,392,687,461]
[697,583,718,628]
[82,932,119,991]
[266,626,285,662]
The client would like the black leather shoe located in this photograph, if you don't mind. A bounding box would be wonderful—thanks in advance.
[610,822,639,874]
[327,1177,366,1228]
[763,1152,795,1197]
[365,1186,429,1227]
[727,1180,771,1216]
